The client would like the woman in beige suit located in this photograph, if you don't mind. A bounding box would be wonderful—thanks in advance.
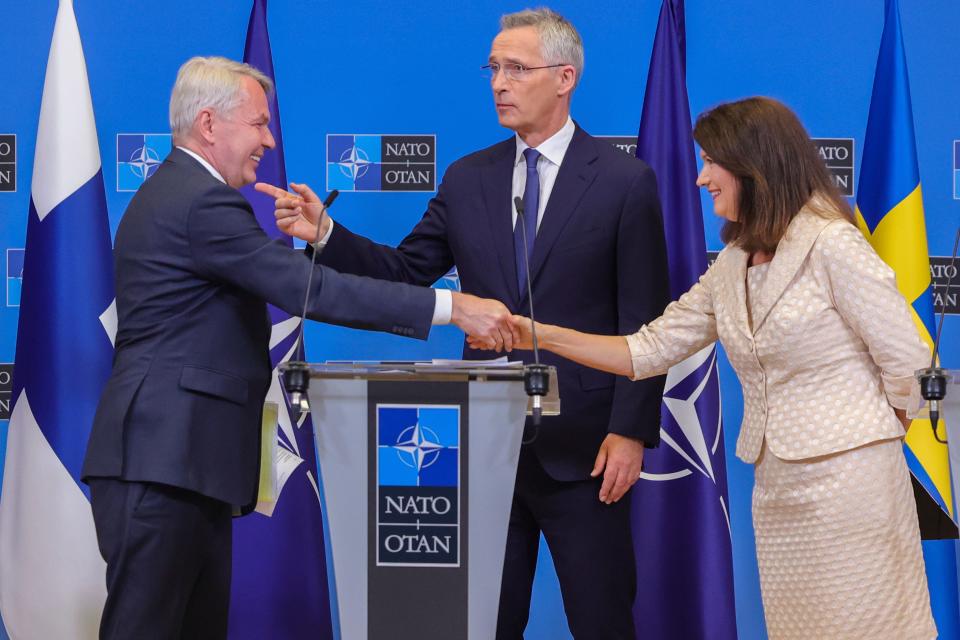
[490,97,937,639]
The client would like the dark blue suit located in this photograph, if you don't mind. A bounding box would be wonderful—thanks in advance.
[317,125,670,638]
[81,148,435,638]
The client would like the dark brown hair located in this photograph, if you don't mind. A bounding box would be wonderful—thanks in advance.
[693,96,852,254]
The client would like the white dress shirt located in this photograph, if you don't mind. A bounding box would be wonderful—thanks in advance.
[512,116,575,231]
[178,146,225,184]
[176,146,450,325]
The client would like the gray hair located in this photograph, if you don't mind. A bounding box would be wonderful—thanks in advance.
[169,56,273,138]
[500,8,584,85]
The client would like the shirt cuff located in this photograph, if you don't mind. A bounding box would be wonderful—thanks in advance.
[311,219,336,251]
[432,289,453,325]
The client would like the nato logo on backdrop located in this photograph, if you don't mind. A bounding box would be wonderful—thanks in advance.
[117,133,172,192]
[433,266,461,293]
[598,136,637,158]
[812,138,854,197]
[0,134,15,192]
[953,140,960,200]
[326,134,436,192]
[376,404,459,567]
[6,248,23,307]
[0,363,11,420]
[931,257,959,315]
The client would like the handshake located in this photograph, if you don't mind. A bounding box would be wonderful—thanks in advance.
[449,292,534,352]
[252,180,534,352]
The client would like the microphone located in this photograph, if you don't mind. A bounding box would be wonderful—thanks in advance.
[514,195,549,435]
[284,189,340,415]
[919,226,959,444]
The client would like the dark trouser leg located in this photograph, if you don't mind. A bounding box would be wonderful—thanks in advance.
[180,499,232,640]
[516,452,638,640]
[496,450,543,640]
[89,478,233,640]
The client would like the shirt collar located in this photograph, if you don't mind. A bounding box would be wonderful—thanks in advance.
[177,146,226,184]
[514,116,575,168]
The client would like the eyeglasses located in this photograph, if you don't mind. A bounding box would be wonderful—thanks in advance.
[481,62,568,82]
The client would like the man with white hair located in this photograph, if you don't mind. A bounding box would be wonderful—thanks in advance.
[81,56,514,639]
[263,9,670,638]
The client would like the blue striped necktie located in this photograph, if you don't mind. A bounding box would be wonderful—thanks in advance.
[515,147,541,294]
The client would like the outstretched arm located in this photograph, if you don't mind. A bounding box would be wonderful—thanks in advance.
[484,264,721,382]
[484,319,634,377]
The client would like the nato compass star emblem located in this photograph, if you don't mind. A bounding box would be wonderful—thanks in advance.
[128,145,162,180]
[392,422,444,473]
[117,134,172,192]
[641,343,732,534]
[433,266,461,292]
[337,145,372,181]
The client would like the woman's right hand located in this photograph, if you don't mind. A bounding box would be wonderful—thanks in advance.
[509,315,536,350]
[469,316,635,378]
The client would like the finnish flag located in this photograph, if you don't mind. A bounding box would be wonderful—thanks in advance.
[0,0,115,636]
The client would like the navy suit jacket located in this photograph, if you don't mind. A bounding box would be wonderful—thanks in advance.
[318,125,670,480]
[82,149,435,509]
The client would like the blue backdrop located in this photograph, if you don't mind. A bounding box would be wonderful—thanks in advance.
[1,2,958,638]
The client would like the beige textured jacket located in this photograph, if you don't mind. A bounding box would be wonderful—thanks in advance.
[625,205,930,463]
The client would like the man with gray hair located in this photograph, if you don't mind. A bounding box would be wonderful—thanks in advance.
[262,9,669,638]
[81,55,515,638]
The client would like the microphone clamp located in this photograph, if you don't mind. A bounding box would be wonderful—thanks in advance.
[523,363,550,427]
[282,361,311,416]
[919,366,947,444]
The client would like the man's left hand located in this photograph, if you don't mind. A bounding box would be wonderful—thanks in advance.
[254,181,329,243]
[591,433,644,504]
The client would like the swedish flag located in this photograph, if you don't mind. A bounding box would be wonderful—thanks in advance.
[855,0,950,525]
[855,0,959,634]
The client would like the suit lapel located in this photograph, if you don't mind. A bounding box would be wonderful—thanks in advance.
[720,245,752,338]
[522,127,599,303]
[751,208,834,333]
[480,140,522,305]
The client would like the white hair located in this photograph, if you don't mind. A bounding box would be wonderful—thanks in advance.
[500,7,584,85]
[169,56,273,138]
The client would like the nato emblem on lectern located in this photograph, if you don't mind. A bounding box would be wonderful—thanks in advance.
[117,133,172,192]
[326,134,436,192]
[377,405,459,567]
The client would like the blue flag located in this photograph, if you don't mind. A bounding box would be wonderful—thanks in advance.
[0,0,113,636]
[228,1,334,638]
[631,1,738,637]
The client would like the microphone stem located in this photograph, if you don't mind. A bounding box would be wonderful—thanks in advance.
[297,211,322,354]
[518,206,540,364]
[297,192,339,354]
[918,225,959,445]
